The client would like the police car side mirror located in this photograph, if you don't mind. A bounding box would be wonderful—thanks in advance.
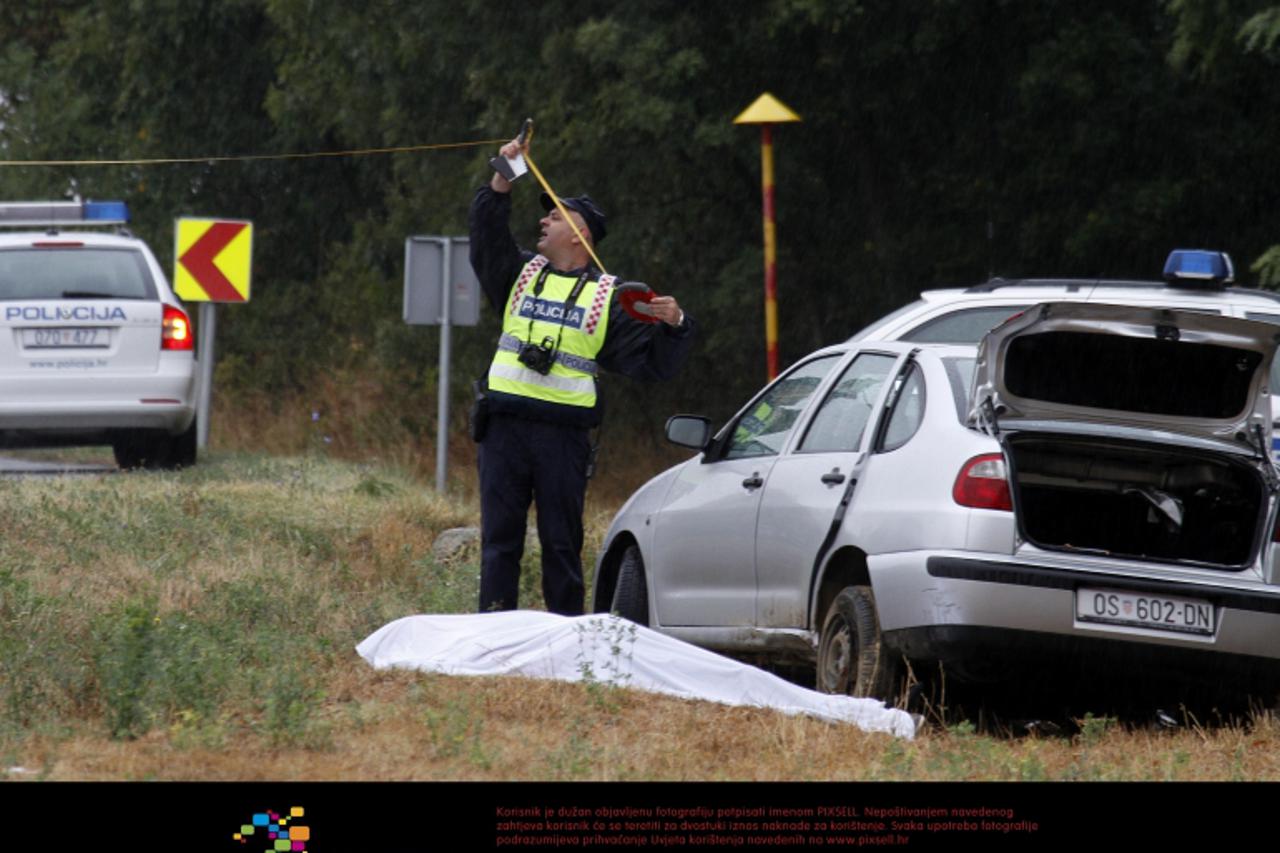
[666,415,711,450]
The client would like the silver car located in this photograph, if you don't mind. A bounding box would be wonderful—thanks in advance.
[591,302,1280,702]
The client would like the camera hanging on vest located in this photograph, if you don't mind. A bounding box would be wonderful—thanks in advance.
[516,268,589,376]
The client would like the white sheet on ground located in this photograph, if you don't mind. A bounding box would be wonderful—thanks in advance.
[356,610,916,739]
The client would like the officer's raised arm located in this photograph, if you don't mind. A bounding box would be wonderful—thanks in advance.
[469,136,533,312]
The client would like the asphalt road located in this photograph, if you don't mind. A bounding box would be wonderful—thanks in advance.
[0,455,116,475]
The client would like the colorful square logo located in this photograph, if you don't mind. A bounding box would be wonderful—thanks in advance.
[234,807,309,852]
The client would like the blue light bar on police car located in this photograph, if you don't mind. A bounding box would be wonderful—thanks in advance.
[1163,249,1234,285]
[83,201,128,221]
[0,200,129,227]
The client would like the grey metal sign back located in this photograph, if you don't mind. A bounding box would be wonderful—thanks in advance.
[404,236,480,326]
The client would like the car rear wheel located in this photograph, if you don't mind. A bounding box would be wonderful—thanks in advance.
[817,585,902,702]
[113,418,198,470]
[610,545,650,626]
[168,418,197,469]
[112,433,144,470]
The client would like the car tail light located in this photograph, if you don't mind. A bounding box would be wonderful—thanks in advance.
[953,453,1012,511]
[162,305,194,351]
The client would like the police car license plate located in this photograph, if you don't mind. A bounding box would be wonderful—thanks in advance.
[21,327,108,348]
[1076,587,1214,636]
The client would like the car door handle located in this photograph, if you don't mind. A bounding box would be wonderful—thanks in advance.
[821,469,846,486]
[742,473,764,490]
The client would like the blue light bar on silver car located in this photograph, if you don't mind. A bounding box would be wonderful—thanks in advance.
[0,200,129,227]
[1163,249,1234,286]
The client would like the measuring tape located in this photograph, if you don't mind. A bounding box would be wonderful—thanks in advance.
[518,121,609,276]
[2,118,662,320]
[0,138,506,167]
[519,120,661,324]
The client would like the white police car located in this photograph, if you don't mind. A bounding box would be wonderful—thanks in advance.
[0,201,198,468]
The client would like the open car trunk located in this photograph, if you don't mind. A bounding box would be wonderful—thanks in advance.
[1006,433,1267,570]
[970,303,1280,570]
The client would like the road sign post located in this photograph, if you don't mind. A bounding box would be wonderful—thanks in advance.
[404,236,480,492]
[196,303,216,449]
[438,239,453,495]
[174,217,253,451]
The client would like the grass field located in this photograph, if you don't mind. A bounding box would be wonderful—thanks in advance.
[3,449,1280,782]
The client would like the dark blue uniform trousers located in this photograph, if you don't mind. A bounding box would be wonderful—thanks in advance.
[478,413,591,615]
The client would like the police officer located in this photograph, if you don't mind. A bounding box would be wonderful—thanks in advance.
[469,136,695,615]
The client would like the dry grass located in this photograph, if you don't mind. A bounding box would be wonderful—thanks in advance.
[15,660,1280,782]
[210,375,693,506]
[2,390,1279,782]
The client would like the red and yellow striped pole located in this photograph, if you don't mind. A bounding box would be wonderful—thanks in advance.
[735,93,801,381]
[761,124,779,379]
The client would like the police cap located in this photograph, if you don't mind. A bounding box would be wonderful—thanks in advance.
[540,193,607,244]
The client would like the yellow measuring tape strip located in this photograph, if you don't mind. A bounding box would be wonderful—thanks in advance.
[0,125,608,274]
[520,124,608,275]
[0,138,506,168]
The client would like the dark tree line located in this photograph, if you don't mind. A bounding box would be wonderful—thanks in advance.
[1,0,1278,434]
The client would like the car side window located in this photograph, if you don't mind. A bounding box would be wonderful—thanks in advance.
[797,353,897,453]
[878,363,926,452]
[942,356,977,423]
[725,355,841,459]
[899,305,1030,344]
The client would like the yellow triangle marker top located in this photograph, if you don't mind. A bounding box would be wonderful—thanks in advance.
[733,92,802,125]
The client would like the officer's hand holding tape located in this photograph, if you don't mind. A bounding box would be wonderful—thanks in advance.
[642,294,684,327]
[489,136,527,194]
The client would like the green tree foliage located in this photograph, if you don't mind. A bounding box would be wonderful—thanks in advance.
[1241,6,1280,52]
[1168,0,1280,284]
[1,0,1279,430]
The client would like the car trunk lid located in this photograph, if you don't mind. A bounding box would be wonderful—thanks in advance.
[970,302,1279,458]
[0,245,163,375]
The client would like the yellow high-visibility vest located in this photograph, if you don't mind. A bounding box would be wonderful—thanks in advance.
[488,255,615,408]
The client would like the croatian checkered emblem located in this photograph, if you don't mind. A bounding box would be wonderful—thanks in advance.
[585,275,615,334]
[509,255,549,316]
